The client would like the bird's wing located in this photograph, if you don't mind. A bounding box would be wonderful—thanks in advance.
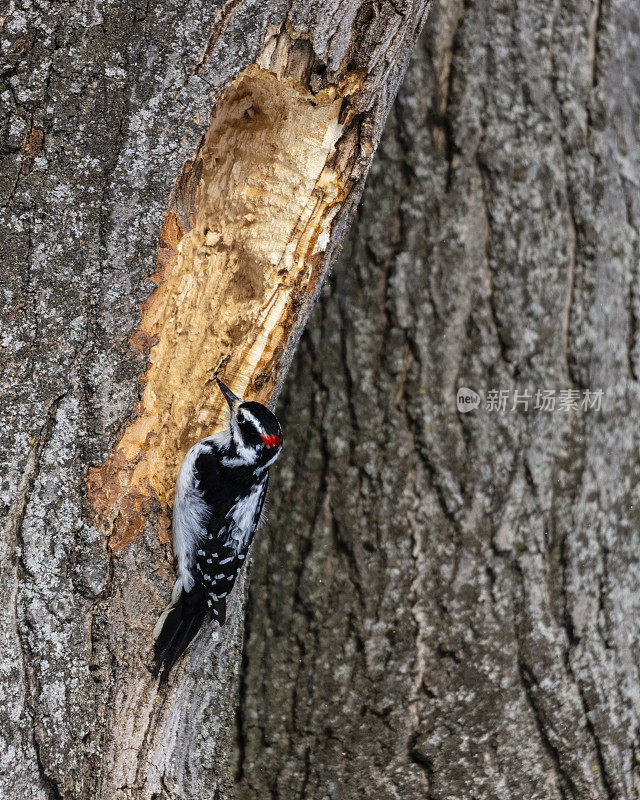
[193,475,268,625]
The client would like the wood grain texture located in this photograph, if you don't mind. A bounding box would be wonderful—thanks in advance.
[237,0,640,797]
[0,0,429,798]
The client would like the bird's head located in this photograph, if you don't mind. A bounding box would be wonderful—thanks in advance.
[217,377,283,468]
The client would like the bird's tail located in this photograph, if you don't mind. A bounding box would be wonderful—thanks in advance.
[153,581,207,682]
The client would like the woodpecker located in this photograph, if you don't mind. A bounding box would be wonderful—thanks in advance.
[153,377,283,680]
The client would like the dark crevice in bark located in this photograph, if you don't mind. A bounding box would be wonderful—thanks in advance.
[588,0,605,90]
[235,609,251,784]
[190,0,248,81]
[578,687,617,800]
[476,158,512,372]
[516,655,577,800]
[407,734,435,796]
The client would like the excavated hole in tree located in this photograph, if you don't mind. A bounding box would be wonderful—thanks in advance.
[89,65,348,548]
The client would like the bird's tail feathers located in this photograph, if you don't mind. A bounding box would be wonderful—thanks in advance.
[153,581,207,682]
[152,578,184,641]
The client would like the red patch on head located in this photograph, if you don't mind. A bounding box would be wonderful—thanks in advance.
[261,434,282,449]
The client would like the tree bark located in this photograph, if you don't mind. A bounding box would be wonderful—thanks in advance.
[0,2,428,799]
[237,1,640,798]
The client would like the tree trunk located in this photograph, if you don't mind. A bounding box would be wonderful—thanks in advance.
[0,1,428,798]
[237,1,640,799]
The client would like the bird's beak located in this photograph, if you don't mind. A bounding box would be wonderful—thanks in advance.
[217,377,242,413]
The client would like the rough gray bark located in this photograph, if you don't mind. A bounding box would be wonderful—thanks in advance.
[238,1,640,798]
[0,2,428,799]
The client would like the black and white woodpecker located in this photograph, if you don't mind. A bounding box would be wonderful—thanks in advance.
[153,377,283,680]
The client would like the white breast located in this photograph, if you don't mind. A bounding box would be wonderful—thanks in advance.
[224,478,266,552]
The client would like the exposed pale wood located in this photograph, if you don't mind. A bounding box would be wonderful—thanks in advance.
[88,65,349,550]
